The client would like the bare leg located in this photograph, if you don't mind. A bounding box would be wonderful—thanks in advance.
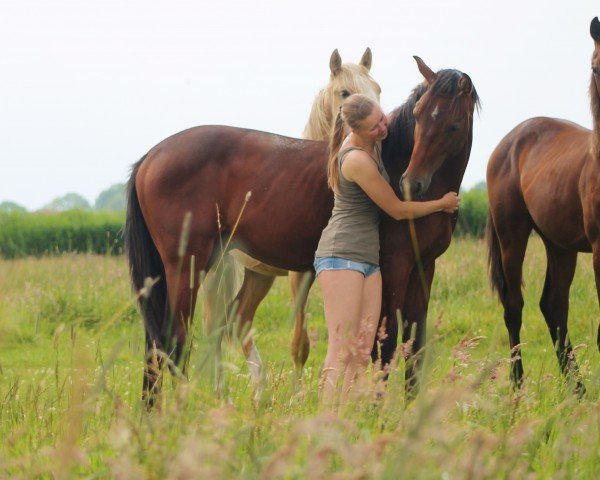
[343,272,382,398]
[319,270,381,407]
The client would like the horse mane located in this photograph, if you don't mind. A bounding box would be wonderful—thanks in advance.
[302,63,381,141]
[302,88,333,140]
[590,75,600,157]
[383,69,481,170]
[383,83,427,169]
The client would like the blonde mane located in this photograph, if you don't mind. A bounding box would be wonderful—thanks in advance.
[302,50,381,141]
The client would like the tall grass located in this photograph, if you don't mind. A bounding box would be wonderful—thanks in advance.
[0,238,598,478]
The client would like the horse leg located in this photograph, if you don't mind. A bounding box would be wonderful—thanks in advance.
[203,252,240,336]
[371,256,409,370]
[143,238,215,406]
[494,217,531,388]
[401,263,435,400]
[290,271,315,371]
[594,242,600,353]
[233,268,276,389]
[539,241,584,394]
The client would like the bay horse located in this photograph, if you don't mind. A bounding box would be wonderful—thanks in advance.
[124,57,478,404]
[486,17,600,393]
[375,58,479,395]
[205,48,381,383]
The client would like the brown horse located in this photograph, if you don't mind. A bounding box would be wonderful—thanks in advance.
[205,48,380,385]
[124,57,478,403]
[375,58,479,395]
[486,17,600,394]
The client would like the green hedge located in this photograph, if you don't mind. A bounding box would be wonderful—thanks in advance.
[0,210,124,259]
[455,188,488,237]
[0,187,490,259]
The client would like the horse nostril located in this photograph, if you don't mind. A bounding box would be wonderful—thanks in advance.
[414,182,423,197]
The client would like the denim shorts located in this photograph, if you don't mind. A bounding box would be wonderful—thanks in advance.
[313,256,380,277]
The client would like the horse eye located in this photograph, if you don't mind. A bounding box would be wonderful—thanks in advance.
[593,66,600,75]
[340,90,351,98]
[449,124,460,133]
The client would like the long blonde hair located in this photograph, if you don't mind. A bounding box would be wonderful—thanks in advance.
[327,94,377,193]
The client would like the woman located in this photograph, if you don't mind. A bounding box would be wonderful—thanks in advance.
[314,94,460,406]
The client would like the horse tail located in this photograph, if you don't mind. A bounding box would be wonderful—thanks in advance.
[486,211,506,301]
[124,156,169,350]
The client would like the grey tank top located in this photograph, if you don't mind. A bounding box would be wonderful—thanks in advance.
[315,144,390,265]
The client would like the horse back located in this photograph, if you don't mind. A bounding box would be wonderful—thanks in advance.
[135,125,332,269]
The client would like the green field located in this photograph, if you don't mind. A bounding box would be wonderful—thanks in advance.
[0,237,598,478]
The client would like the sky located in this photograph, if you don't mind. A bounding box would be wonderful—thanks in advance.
[1,0,598,210]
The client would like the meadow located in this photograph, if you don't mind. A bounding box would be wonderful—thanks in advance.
[0,236,598,479]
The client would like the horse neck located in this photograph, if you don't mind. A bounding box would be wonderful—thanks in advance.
[302,89,332,140]
[440,127,474,192]
[382,117,416,196]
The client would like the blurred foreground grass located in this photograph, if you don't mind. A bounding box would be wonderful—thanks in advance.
[0,237,598,478]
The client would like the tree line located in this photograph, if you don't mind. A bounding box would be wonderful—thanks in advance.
[0,183,488,259]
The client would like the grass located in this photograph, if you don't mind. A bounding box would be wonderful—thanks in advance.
[0,237,598,478]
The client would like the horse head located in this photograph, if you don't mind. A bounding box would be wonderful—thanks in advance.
[591,16,600,90]
[303,48,382,140]
[326,48,381,115]
[400,57,479,198]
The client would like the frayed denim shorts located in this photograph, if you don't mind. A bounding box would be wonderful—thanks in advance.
[313,256,380,277]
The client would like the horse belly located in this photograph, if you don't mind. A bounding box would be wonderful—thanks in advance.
[522,166,589,251]
[231,189,331,271]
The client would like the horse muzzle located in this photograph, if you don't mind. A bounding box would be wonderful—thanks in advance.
[399,174,431,199]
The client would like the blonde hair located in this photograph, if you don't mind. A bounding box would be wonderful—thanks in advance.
[327,94,377,193]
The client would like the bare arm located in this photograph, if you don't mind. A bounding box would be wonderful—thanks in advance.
[341,151,460,221]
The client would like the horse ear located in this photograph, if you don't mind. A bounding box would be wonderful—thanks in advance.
[360,48,372,71]
[591,17,600,43]
[459,74,473,95]
[330,49,342,76]
[413,56,437,85]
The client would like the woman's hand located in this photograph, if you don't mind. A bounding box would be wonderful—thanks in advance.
[441,192,460,213]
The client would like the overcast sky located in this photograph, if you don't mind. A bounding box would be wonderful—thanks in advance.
[1,0,598,210]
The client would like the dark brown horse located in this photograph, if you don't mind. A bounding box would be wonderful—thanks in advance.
[486,17,600,393]
[124,58,479,403]
[375,58,479,395]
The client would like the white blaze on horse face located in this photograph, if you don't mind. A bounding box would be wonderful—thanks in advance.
[431,104,439,120]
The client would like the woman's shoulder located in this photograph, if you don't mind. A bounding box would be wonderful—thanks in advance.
[341,149,378,170]
[340,149,380,183]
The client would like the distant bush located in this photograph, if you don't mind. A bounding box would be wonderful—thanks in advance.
[0,210,124,259]
[43,193,92,212]
[0,201,27,214]
[455,188,488,237]
[95,183,126,211]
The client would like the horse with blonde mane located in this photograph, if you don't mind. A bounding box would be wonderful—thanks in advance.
[125,57,478,406]
[204,48,381,385]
